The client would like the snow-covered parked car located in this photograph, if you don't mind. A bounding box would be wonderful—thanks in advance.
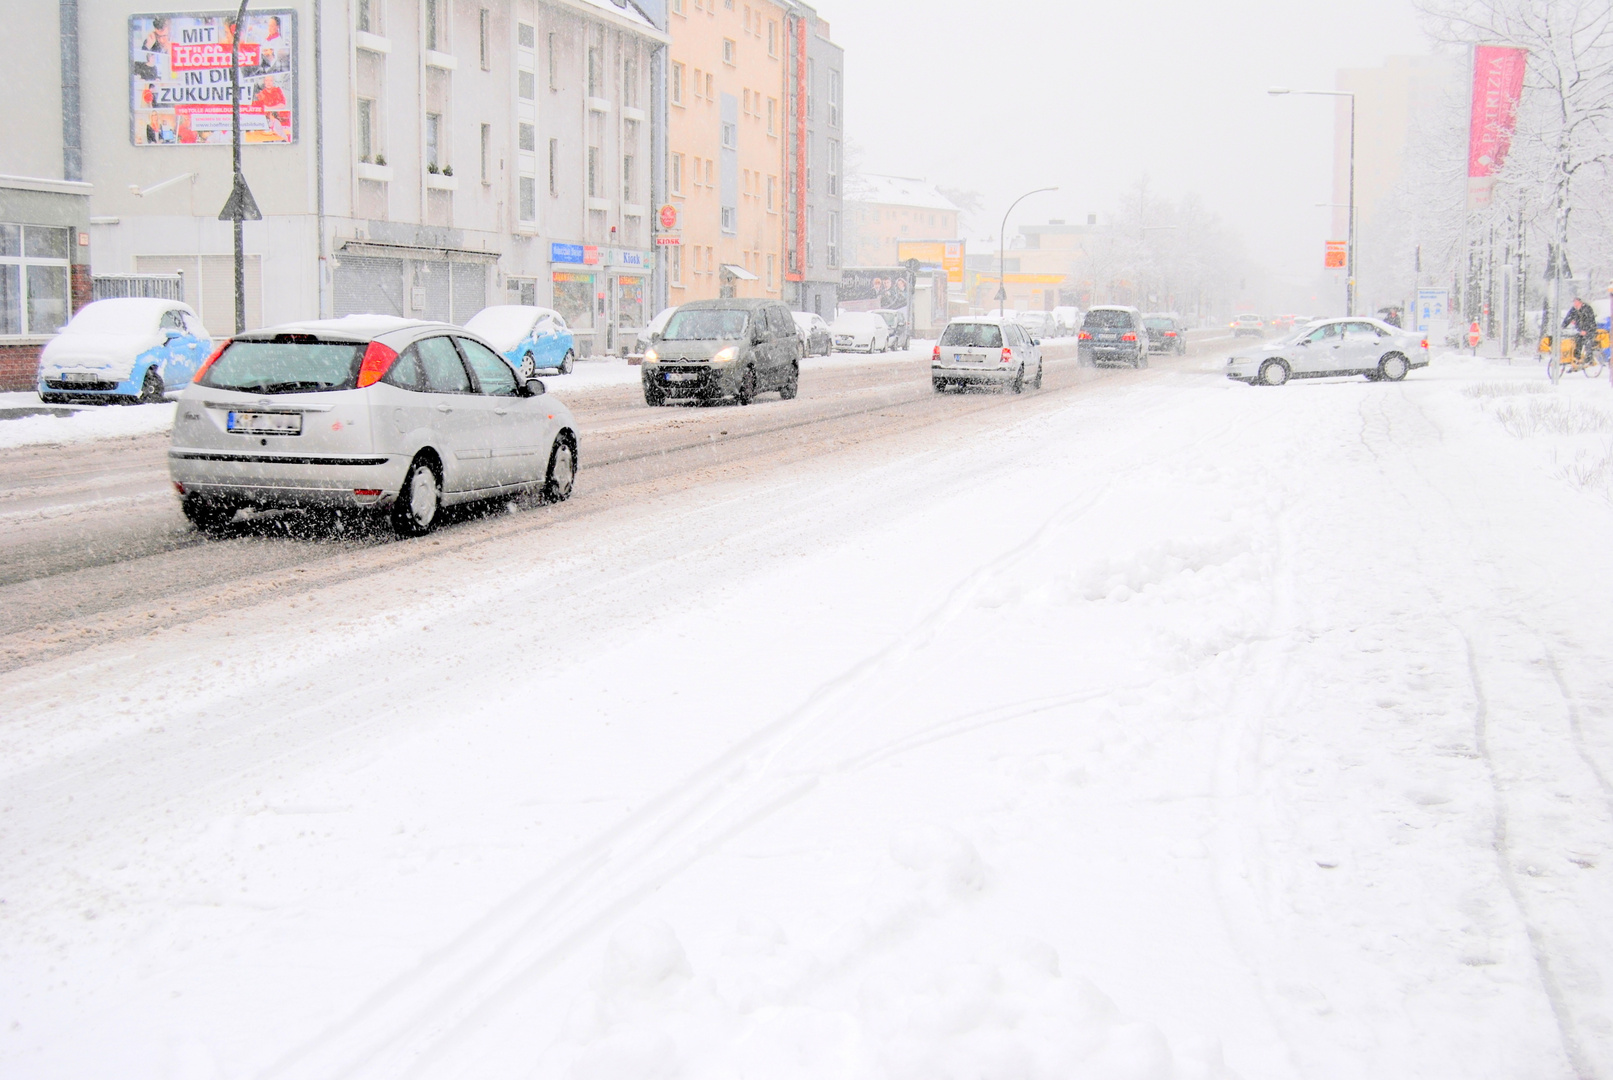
[463,305,577,377]
[636,306,677,357]
[1226,317,1431,386]
[37,298,214,405]
[791,311,833,356]
[830,311,890,353]
[169,316,578,536]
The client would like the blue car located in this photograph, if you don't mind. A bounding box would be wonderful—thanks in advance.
[37,298,215,404]
[464,305,577,377]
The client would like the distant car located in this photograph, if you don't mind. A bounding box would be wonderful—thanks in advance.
[636,306,677,356]
[1017,311,1054,342]
[168,316,577,536]
[831,311,891,353]
[932,316,1043,393]
[872,309,912,351]
[1231,313,1266,338]
[1078,306,1150,368]
[463,305,577,377]
[37,298,214,405]
[791,311,833,356]
[1051,306,1082,337]
[641,298,802,406]
[1225,317,1431,386]
[1142,312,1187,355]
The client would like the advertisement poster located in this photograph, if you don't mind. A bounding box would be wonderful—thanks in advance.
[839,267,914,314]
[130,10,296,146]
[1466,44,1528,208]
[896,240,966,285]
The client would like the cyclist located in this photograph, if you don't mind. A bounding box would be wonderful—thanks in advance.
[1563,298,1598,363]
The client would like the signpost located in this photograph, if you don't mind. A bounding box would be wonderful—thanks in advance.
[217,0,261,335]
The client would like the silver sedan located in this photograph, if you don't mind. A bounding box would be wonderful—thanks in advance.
[169,316,578,536]
[1226,317,1431,386]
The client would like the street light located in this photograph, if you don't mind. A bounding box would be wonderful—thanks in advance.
[998,186,1058,317]
[1270,86,1356,317]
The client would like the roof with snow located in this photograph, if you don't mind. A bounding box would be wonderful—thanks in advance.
[554,0,663,36]
[843,175,960,214]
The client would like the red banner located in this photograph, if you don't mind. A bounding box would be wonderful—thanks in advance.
[1467,44,1528,208]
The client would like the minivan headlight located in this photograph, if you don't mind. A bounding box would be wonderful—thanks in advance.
[644,347,659,363]
[712,346,738,363]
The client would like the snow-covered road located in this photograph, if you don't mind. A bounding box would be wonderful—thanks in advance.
[2,354,1610,1078]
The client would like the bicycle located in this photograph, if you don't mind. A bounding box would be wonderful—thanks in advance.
[1541,327,1606,384]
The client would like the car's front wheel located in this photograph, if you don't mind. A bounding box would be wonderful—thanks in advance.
[1259,359,1290,386]
[1377,352,1409,382]
[520,353,537,379]
[542,437,576,502]
[391,455,442,537]
[644,382,666,407]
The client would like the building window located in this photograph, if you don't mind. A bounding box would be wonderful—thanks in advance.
[623,155,635,202]
[705,159,713,185]
[721,121,736,149]
[705,72,714,98]
[828,139,840,196]
[426,113,441,169]
[519,176,536,222]
[547,32,558,91]
[519,21,535,48]
[829,69,841,127]
[0,224,70,337]
[357,98,375,160]
[519,122,535,152]
[587,47,603,97]
[357,0,373,33]
[722,38,735,64]
[480,123,490,183]
[766,253,774,288]
[827,211,839,268]
[479,8,490,69]
[549,138,559,195]
[671,153,683,194]
[424,0,441,51]
[767,97,776,135]
[671,61,684,105]
[807,58,815,118]
[623,48,639,109]
[721,206,735,232]
[766,174,775,212]
[671,0,684,13]
[670,244,682,285]
[587,145,600,198]
[767,21,776,55]
[806,206,814,268]
[518,70,535,99]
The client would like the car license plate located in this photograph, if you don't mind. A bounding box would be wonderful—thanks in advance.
[228,410,303,435]
[63,372,102,383]
[666,373,699,383]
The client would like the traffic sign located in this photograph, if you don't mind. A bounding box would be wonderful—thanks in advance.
[659,204,679,231]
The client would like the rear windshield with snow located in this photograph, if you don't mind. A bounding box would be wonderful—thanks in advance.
[200,340,365,395]
[1083,310,1136,330]
[940,323,1003,348]
[663,309,751,341]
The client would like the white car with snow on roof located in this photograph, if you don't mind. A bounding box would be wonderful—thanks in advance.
[37,298,213,405]
[1226,317,1430,386]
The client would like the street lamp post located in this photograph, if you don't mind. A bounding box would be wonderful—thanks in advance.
[1270,87,1356,317]
[998,187,1058,317]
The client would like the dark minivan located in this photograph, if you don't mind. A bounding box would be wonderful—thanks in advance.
[641,299,804,406]
[1078,306,1149,368]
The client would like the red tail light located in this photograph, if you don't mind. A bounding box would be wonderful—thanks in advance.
[356,341,400,388]
[1001,347,1012,364]
[1164,331,1177,337]
[1120,333,1138,342]
[1078,331,1092,340]
[1420,338,1429,349]
[932,345,941,362]
[192,339,231,383]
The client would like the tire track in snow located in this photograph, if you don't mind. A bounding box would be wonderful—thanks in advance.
[1544,651,1613,817]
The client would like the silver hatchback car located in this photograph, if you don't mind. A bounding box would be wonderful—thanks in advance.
[169,316,578,536]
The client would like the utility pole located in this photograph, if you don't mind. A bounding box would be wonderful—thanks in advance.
[218,0,262,334]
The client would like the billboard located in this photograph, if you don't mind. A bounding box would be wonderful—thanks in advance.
[130,10,296,146]
[896,240,966,285]
[1324,240,1347,269]
[840,267,913,314]
[1467,44,1528,208]
[1416,288,1450,335]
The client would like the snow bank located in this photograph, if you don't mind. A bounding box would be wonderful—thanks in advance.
[0,399,176,448]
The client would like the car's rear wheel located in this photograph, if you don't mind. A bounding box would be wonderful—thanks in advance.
[736,365,757,406]
[933,378,949,393]
[1010,365,1024,394]
[181,493,237,533]
[780,363,799,400]
[543,437,576,502]
[560,350,576,375]
[1259,359,1290,386]
[391,455,442,537]
[138,367,165,404]
[1378,353,1409,382]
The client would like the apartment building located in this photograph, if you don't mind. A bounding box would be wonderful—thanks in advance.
[665,0,788,302]
[781,1,841,317]
[19,0,667,360]
[843,174,959,267]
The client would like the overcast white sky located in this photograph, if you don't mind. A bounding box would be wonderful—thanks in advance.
[833,0,1432,295]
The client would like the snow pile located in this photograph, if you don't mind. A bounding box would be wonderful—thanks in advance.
[0,400,176,448]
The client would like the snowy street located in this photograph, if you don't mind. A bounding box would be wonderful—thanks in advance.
[3,351,1612,1078]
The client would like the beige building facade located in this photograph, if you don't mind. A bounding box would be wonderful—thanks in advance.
[843,174,959,268]
[666,0,787,302]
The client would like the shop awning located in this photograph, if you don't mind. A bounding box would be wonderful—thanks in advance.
[719,264,759,281]
[336,239,502,263]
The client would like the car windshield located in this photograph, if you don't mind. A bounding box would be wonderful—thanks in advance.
[1144,318,1174,330]
[875,312,900,327]
[663,309,751,341]
[63,303,163,336]
[1084,310,1135,330]
[199,339,365,394]
[940,323,1003,348]
[1237,315,1261,322]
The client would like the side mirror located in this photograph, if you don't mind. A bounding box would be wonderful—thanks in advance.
[164,329,182,340]
[522,377,547,397]
[649,331,661,343]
